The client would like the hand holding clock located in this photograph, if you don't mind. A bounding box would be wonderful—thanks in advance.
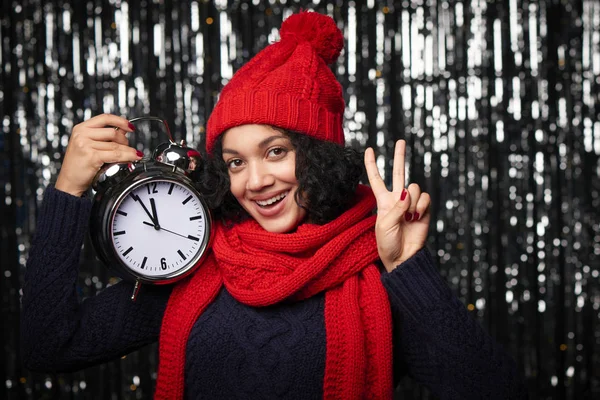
[62,114,212,285]
[55,114,142,197]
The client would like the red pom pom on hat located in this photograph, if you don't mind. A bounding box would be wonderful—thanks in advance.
[279,11,344,65]
[206,12,346,153]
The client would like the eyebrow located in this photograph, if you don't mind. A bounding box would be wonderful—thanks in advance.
[221,134,289,155]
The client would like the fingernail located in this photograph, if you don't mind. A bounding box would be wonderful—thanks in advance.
[136,150,143,157]
[405,212,413,221]
[400,189,407,201]
[413,212,420,221]
[128,122,136,131]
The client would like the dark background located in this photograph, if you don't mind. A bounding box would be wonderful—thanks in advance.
[1,0,599,399]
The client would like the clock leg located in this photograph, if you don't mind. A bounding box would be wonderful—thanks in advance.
[130,280,142,301]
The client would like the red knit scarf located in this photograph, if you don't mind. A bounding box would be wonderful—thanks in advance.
[155,185,393,399]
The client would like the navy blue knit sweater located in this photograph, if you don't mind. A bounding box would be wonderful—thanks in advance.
[21,186,527,399]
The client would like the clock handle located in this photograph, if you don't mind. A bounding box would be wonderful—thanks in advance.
[129,116,174,143]
[131,279,142,302]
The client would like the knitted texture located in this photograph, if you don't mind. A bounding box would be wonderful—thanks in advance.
[155,185,393,399]
[22,188,527,398]
[206,11,345,153]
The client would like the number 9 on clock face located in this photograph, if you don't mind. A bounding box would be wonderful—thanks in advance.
[111,179,209,278]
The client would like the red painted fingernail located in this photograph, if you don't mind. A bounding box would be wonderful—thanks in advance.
[413,212,420,221]
[136,150,143,157]
[128,122,136,131]
[405,212,413,221]
[400,189,407,201]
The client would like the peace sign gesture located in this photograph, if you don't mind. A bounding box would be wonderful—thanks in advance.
[364,140,431,272]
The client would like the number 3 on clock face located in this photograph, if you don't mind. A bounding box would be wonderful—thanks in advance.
[111,179,209,278]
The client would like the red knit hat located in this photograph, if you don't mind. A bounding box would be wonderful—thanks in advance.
[206,11,345,153]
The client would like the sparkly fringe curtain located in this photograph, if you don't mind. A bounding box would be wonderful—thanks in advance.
[1,0,599,399]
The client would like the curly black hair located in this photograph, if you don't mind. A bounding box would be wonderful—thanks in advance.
[193,130,365,225]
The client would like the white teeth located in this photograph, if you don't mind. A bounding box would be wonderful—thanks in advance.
[256,192,287,206]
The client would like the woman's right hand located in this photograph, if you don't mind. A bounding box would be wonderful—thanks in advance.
[55,114,142,197]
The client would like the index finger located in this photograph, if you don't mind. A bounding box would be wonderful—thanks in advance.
[364,147,388,197]
[81,114,134,132]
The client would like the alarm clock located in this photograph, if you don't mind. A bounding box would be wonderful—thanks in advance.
[89,116,212,300]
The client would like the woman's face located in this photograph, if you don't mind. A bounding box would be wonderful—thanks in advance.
[221,124,307,233]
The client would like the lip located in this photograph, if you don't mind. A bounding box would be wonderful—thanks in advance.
[250,191,289,217]
[251,190,289,203]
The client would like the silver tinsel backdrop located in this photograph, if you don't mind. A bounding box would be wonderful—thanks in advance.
[1,0,599,399]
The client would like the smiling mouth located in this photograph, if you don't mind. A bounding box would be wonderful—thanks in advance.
[255,192,288,208]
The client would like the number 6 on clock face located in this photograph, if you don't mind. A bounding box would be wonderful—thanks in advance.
[111,179,209,278]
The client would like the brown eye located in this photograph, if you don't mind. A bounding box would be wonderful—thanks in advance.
[268,147,287,158]
[226,159,243,170]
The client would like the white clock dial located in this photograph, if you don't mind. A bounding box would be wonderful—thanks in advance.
[111,180,208,277]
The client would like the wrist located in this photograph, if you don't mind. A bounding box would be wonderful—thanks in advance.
[383,248,424,273]
[382,258,403,273]
[55,178,86,197]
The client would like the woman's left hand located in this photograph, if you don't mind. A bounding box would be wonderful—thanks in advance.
[364,140,431,272]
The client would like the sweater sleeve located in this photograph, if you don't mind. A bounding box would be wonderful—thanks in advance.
[21,186,172,373]
[381,248,527,400]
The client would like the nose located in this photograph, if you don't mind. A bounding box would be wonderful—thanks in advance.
[246,160,275,191]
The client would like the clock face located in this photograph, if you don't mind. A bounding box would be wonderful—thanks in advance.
[110,179,209,278]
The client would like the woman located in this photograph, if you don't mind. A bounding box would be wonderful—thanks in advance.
[21,11,526,399]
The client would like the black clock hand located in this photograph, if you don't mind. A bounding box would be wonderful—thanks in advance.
[142,221,196,240]
[150,198,160,227]
[132,194,158,227]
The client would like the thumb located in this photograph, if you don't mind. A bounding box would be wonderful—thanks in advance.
[379,189,412,230]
